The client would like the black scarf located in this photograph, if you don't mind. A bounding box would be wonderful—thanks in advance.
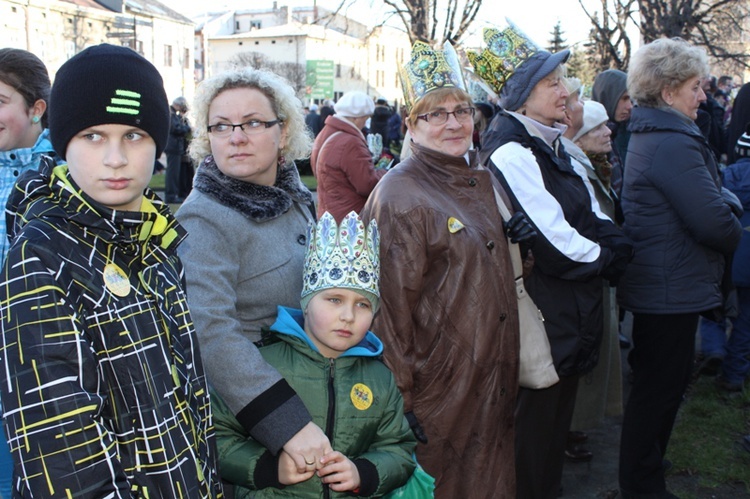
[193,155,313,222]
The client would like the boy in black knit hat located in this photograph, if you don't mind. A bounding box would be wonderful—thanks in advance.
[0,44,224,497]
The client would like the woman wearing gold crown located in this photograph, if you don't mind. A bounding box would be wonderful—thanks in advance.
[361,41,536,498]
[470,22,633,498]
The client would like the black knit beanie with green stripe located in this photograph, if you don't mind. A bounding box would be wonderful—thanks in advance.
[49,43,169,160]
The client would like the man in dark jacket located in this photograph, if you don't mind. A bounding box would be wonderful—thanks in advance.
[304,103,323,137]
[164,96,191,203]
[370,98,393,150]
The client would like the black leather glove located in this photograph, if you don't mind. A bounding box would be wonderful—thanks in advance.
[504,211,537,247]
[601,244,633,286]
[405,411,428,444]
[721,187,744,218]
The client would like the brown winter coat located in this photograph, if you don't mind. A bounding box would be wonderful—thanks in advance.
[361,142,519,499]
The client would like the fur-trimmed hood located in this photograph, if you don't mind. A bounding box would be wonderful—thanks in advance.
[193,156,313,222]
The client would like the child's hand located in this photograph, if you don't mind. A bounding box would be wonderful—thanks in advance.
[318,451,361,492]
[278,450,316,485]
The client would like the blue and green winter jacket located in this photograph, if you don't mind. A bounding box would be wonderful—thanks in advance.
[213,306,416,498]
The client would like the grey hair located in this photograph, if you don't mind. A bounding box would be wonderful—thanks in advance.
[189,67,313,165]
[627,38,710,108]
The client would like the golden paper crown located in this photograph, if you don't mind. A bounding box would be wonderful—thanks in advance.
[399,41,467,110]
[467,23,539,95]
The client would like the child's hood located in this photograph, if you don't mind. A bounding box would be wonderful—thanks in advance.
[270,305,384,358]
[6,157,184,252]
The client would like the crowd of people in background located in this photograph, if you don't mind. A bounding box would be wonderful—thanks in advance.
[0,20,749,499]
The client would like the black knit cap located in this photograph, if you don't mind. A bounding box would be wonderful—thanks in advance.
[49,44,169,160]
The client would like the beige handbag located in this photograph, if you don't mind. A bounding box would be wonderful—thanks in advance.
[489,178,560,389]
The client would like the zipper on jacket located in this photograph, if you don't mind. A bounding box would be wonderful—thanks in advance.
[323,358,336,499]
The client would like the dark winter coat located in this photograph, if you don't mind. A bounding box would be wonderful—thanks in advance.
[165,105,191,155]
[369,105,392,142]
[481,111,631,377]
[213,306,416,498]
[723,158,750,286]
[0,160,222,497]
[617,106,742,314]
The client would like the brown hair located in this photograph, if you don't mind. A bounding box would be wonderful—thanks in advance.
[0,49,51,127]
[408,87,473,124]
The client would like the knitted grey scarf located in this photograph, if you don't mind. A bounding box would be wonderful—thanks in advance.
[193,155,313,222]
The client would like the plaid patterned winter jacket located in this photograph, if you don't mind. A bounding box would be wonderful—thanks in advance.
[0,161,223,498]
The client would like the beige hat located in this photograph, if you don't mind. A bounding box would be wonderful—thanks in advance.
[573,100,609,142]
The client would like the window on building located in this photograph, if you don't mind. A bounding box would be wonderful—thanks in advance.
[11,6,17,12]
[184,48,190,69]
[395,72,400,88]
[164,44,173,66]
[336,64,341,78]
[129,39,144,55]
[250,20,261,29]
[64,40,75,60]
[236,21,240,31]
[376,44,381,62]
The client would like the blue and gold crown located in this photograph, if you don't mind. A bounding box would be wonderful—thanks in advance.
[301,211,380,312]
[467,22,539,95]
[399,41,467,110]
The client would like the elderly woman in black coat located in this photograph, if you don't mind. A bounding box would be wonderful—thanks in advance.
[617,38,742,499]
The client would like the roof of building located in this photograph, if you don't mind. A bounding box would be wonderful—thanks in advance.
[124,0,193,24]
[60,0,111,11]
[208,19,358,41]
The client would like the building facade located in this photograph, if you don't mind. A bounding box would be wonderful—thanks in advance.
[1,0,195,103]
[195,4,411,107]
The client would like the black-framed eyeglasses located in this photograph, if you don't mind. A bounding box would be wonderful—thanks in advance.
[417,107,475,125]
[207,119,283,137]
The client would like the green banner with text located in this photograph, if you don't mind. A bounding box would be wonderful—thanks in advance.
[306,60,335,100]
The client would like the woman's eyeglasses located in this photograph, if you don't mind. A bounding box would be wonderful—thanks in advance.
[207,119,282,137]
[417,107,475,125]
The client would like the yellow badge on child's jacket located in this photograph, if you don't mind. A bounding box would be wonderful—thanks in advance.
[350,383,373,410]
[103,263,131,297]
[447,217,465,233]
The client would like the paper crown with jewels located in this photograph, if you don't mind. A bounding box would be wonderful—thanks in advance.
[301,211,380,312]
[467,19,569,111]
[399,40,468,110]
[467,22,539,96]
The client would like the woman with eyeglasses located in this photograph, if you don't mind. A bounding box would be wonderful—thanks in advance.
[175,68,332,478]
[362,41,534,498]
[472,23,632,498]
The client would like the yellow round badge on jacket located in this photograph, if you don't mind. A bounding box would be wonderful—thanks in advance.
[350,383,373,411]
[103,263,131,297]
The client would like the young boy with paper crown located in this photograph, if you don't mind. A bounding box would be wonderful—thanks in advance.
[0,44,223,497]
[212,211,417,497]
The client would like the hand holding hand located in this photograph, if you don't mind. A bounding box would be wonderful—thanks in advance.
[318,451,361,493]
[282,422,333,473]
[278,450,316,485]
